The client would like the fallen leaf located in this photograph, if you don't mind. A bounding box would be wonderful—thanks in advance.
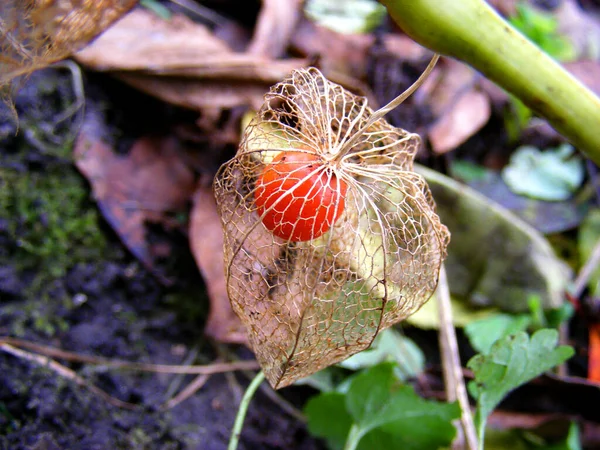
[426,60,491,153]
[189,184,246,344]
[75,8,307,112]
[74,8,230,70]
[557,0,600,60]
[486,0,518,17]
[304,0,387,34]
[502,144,585,201]
[429,89,491,153]
[418,165,570,312]
[248,0,303,58]
[74,130,195,280]
[117,74,272,111]
[291,18,374,78]
[565,60,600,97]
[457,163,590,234]
[381,33,432,63]
[407,294,497,329]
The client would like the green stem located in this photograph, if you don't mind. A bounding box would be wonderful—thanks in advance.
[343,423,364,450]
[228,370,266,450]
[379,0,600,166]
[475,410,486,450]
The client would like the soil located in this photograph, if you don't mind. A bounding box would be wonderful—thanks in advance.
[0,69,325,450]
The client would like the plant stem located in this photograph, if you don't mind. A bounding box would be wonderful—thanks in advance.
[343,423,364,450]
[228,370,265,450]
[436,265,478,450]
[379,0,600,166]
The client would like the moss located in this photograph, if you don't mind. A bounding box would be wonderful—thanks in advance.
[0,136,112,335]
[0,160,107,278]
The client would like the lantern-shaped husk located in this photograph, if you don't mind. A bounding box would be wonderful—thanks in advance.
[214,68,450,389]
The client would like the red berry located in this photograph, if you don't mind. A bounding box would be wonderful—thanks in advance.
[254,151,347,242]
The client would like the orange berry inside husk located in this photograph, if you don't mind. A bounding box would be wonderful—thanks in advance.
[254,151,347,242]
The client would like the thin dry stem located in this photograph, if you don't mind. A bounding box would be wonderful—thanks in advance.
[0,343,139,410]
[0,336,259,374]
[336,53,440,159]
[573,238,600,299]
[436,265,478,450]
[161,374,211,410]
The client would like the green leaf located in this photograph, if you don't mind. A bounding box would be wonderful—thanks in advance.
[418,165,570,313]
[502,144,584,202]
[450,160,491,183]
[466,167,590,235]
[295,367,338,392]
[140,0,171,19]
[407,292,497,329]
[339,328,424,380]
[467,329,574,442]
[508,2,575,62]
[505,95,533,142]
[357,421,458,450]
[305,363,460,450]
[543,422,582,450]
[304,0,386,34]
[346,363,460,448]
[578,208,600,297]
[464,313,531,354]
[305,392,353,450]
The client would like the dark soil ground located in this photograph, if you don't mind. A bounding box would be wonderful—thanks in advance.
[0,68,325,450]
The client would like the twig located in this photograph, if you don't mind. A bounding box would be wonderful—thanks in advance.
[0,343,138,410]
[228,371,265,450]
[572,237,600,299]
[50,60,85,128]
[162,346,201,401]
[0,337,259,374]
[436,264,478,450]
[161,373,211,410]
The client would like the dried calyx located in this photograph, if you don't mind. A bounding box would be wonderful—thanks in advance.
[214,55,449,389]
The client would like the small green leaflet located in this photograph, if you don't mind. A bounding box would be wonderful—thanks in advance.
[304,0,386,34]
[467,329,574,443]
[502,144,584,201]
[464,313,531,354]
[339,328,424,381]
[305,363,460,450]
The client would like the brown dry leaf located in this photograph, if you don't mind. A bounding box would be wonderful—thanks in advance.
[566,60,600,96]
[429,89,491,153]
[427,59,491,153]
[557,0,600,60]
[0,0,135,117]
[381,33,432,63]
[248,0,303,58]
[189,185,246,344]
[75,131,195,278]
[486,0,518,16]
[291,17,374,79]
[74,8,230,71]
[117,74,273,112]
[74,8,307,113]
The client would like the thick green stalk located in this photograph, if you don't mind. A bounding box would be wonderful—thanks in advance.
[379,0,600,166]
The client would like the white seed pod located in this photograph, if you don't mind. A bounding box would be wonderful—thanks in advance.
[213,67,450,389]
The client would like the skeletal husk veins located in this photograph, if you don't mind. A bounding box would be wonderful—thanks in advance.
[213,67,450,388]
